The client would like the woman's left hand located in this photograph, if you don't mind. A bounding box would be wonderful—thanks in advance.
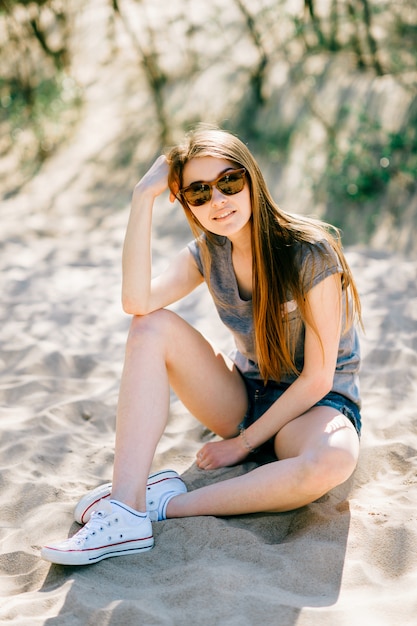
[196,437,249,470]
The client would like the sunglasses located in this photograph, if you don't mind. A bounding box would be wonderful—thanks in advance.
[180,168,246,207]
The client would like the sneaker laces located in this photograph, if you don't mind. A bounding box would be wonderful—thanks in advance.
[74,504,115,545]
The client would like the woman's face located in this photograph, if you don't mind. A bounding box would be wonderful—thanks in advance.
[182,157,252,242]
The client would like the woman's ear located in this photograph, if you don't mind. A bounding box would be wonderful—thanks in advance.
[169,182,179,203]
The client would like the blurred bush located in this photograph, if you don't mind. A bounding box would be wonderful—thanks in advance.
[1,0,416,250]
[0,0,82,186]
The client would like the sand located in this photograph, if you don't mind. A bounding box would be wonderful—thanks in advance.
[1,207,416,625]
[1,2,417,624]
[2,154,417,626]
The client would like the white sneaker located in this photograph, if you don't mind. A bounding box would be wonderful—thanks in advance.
[74,482,113,525]
[41,500,154,566]
[147,472,187,521]
[74,470,187,524]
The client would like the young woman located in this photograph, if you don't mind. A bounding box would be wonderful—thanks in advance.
[42,126,362,566]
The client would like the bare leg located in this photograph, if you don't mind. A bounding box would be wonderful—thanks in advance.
[111,309,248,511]
[166,407,360,517]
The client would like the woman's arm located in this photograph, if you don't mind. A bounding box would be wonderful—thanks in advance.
[197,272,343,468]
[122,156,203,315]
[244,271,343,445]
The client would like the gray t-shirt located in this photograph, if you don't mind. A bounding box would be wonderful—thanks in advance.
[188,235,361,407]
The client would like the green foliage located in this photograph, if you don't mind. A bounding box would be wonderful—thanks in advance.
[317,100,417,243]
[1,71,82,167]
[1,73,75,125]
[0,0,79,181]
[326,112,389,204]
[1,0,416,249]
[0,0,48,12]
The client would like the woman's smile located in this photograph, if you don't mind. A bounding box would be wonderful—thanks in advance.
[212,208,236,221]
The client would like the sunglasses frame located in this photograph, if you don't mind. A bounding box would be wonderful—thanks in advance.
[179,168,246,207]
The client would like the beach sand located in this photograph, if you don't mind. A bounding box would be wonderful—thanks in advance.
[1,2,417,624]
[1,201,416,624]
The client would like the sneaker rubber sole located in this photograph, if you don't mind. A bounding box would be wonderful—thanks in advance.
[41,535,155,566]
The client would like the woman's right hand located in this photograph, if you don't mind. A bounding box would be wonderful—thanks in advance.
[134,155,176,203]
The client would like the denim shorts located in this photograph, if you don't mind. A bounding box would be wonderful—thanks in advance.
[240,377,362,456]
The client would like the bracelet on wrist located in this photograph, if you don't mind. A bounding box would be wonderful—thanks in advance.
[239,427,258,454]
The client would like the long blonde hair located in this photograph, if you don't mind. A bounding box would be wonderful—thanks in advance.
[167,125,362,381]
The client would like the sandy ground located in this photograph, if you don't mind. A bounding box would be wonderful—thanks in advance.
[1,2,417,624]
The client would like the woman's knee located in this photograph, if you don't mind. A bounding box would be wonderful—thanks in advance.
[127,309,178,349]
[276,410,360,496]
[300,444,358,496]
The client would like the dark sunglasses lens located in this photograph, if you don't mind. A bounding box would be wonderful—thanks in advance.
[183,184,211,206]
[217,171,245,195]
[182,169,245,206]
